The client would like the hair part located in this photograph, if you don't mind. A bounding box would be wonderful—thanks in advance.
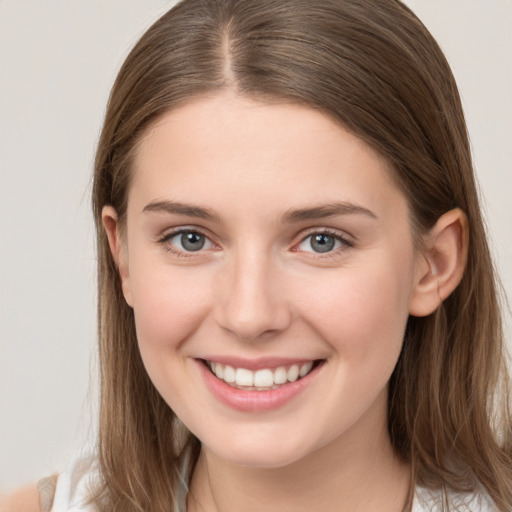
[92,1,512,510]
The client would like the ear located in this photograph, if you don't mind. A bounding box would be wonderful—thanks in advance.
[409,208,468,317]
[102,205,133,307]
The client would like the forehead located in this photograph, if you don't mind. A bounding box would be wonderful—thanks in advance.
[128,93,404,220]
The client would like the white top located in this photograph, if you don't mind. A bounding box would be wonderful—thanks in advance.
[43,454,498,512]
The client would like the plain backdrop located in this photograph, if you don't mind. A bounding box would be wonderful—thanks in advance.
[0,0,511,491]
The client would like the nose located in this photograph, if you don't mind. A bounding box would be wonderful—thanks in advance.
[214,248,292,341]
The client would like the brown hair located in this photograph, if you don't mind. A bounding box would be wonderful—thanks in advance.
[92,0,512,510]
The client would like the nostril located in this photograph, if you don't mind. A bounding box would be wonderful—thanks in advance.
[214,267,292,340]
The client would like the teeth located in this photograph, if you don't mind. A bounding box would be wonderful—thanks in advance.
[223,365,236,383]
[235,368,254,387]
[274,366,287,384]
[253,369,274,387]
[214,363,223,379]
[207,360,316,389]
[299,361,313,377]
[287,365,300,382]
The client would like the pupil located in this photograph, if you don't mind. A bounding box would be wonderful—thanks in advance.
[311,234,335,253]
[181,232,205,251]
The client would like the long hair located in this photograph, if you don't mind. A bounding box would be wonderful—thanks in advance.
[91,1,511,510]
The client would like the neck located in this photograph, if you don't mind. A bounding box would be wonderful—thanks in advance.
[187,396,411,512]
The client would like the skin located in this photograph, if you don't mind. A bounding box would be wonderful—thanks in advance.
[98,93,466,512]
[2,93,466,512]
[0,486,40,512]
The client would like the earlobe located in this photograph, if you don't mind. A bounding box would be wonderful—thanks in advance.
[102,206,134,307]
[409,208,468,317]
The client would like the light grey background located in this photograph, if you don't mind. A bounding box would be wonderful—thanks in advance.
[0,0,511,491]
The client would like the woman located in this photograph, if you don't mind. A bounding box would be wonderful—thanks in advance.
[3,0,511,510]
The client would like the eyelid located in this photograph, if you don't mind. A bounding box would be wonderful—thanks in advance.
[158,226,217,257]
[293,227,354,255]
[156,225,354,258]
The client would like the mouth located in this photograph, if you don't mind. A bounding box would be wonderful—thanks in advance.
[201,359,323,391]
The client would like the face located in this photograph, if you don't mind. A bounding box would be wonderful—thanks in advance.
[109,94,426,468]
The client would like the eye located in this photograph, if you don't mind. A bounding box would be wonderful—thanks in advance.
[297,231,349,254]
[162,229,214,254]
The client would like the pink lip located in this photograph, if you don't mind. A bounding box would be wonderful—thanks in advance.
[196,359,324,412]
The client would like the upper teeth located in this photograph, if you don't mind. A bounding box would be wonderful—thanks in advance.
[208,361,314,389]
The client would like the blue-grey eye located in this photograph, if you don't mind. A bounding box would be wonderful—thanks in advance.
[170,231,212,252]
[298,233,343,253]
[310,234,335,253]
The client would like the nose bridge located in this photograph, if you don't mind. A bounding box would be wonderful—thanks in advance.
[215,242,291,340]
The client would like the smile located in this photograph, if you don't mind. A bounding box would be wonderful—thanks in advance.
[206,360,316,390]
[197,358,325,412]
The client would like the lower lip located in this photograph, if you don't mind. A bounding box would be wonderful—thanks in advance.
[197,360,323,412]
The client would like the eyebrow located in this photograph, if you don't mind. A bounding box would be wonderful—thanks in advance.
[280,202,377,223]
[142,200,377,223]
[143,200,219,222]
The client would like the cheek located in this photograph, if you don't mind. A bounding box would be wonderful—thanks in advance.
[128,264,214,408]
[289,261,415,433]
[129,263,212,353]
[295,259,414,362]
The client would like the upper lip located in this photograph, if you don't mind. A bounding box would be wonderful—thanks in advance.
[197,356,322,371]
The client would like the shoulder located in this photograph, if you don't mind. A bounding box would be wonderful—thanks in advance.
[51,453,100,511]
[413,485,499,512]
[0,484,40,512]
[0,452,100,512]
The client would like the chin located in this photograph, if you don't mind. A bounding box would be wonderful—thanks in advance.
[220,451,304,469]
[204,434,317,469]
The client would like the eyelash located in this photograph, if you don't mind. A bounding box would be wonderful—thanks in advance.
[158,228,214,258]
[296,228,354,256]
[157,227,354,258]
